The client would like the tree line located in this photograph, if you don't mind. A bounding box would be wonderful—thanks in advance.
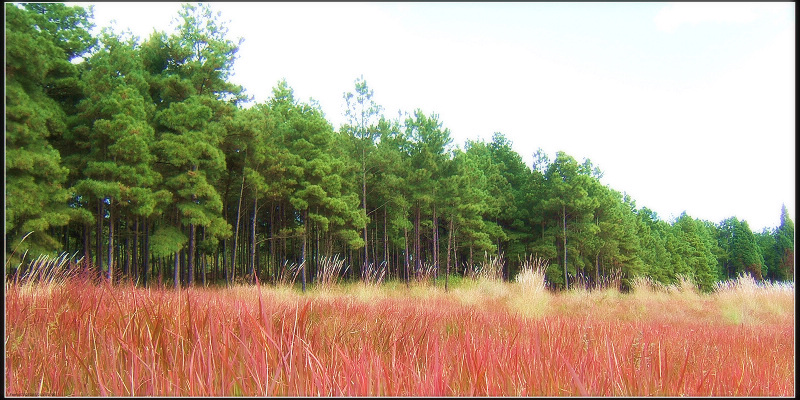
[6,3,795,291]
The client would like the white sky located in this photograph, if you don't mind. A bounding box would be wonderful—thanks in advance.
[76,2,795,232]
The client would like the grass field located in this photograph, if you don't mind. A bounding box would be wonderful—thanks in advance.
[4,273,794,396]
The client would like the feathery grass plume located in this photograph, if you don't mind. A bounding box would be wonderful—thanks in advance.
[631,275,669,294]
[674,274,699,295]
[509,255,550,318]
[17,251,82,285]
[414,262,438,283]
[5,231,34,283]
[276,260,302,287]
[597,268,622,291]
[514,254,548,294]
[363,261,387,286]
[473,252,504,281]
[572,272,592,291]
[712,273,795,325]
[315,254,349,289]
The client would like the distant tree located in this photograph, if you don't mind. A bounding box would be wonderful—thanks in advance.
[672,213,717,292]
[541,152,595,290]
[774,205,794,281]
[728,219,765,279]
[272,80,365,291]
[404,110,454,280]
[635,208,673,284]
[341,76,383,279]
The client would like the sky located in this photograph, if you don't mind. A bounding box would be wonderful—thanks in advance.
[75,2,795,232]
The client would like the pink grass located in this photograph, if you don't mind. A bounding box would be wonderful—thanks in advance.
[5,278,795,396]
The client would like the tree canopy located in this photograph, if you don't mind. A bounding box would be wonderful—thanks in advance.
[5,3,794,291]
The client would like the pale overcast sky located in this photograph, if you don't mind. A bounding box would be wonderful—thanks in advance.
[75,2,795,232]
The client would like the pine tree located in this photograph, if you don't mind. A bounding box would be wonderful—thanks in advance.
[541,152,595,290]
[342,76,383,279]
[5,3,94,259]
[775,205,794,281]
[149,3,243,287]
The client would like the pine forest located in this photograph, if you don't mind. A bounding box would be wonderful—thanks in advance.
[6,3,795,292]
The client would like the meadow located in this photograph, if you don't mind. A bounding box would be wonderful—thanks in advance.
[5,269,795,396]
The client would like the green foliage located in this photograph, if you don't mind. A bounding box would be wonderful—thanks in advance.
[774,205,794,281]
[149,226,188,258]
[5,3,791,290]
[5,3,90,255]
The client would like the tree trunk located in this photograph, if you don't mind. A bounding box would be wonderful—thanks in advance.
[469,245,474,277]
[230,173,245,285]
[269,202,275,281]
[131,216,138,282]
[124,215,131,280]
[446,217,454,291]
[142,218,149,287]
[82,223,91,274]
[362,159,369,282]
[63,225,69,255]
[563,204,568,291]
[96,198,104,279]
[595,253,600,290]
[301,210,308,293]
[384,206,389,274]
[107,200,114,283]
[432,203,439,283]
[403,222,410,287]
[173,250,180,290]
[188,222,196,286]
[201,226,207,286]
[220,239,226,282]
[250,197,258,283]
[414,206,421,279]
[214,247,219,284]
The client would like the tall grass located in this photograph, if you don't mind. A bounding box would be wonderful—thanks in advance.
[362,261,387,286]
[469,252,505,281]
[275,260,301,287]
[5,273,793,396]
[314,255,348,289]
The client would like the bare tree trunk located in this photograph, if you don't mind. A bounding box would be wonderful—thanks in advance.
[469,245,474,277]
[131,216,138,282]
[446,217,454,291]
[384,206,389,274]
[124,215,131,280]
[404,222,410,288]
[107,200,114,283]
[142,218,149,287]
[269,202,275,281]
[595,253,600,290]
[362,154,369,282]
[301,210,308,293]
[250,197,258,283]
[563,204,568,291]
[96,198,104,279]
[213,247,219,283]
[201,226,207,287]
[82,223,91,274]
[230,173,245,285]
[188,223,195,286]
[173,250,180,290]
[220,239,226,282]
[432,203,438,283]
[414,206,421,279]
[63,225,69,255]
